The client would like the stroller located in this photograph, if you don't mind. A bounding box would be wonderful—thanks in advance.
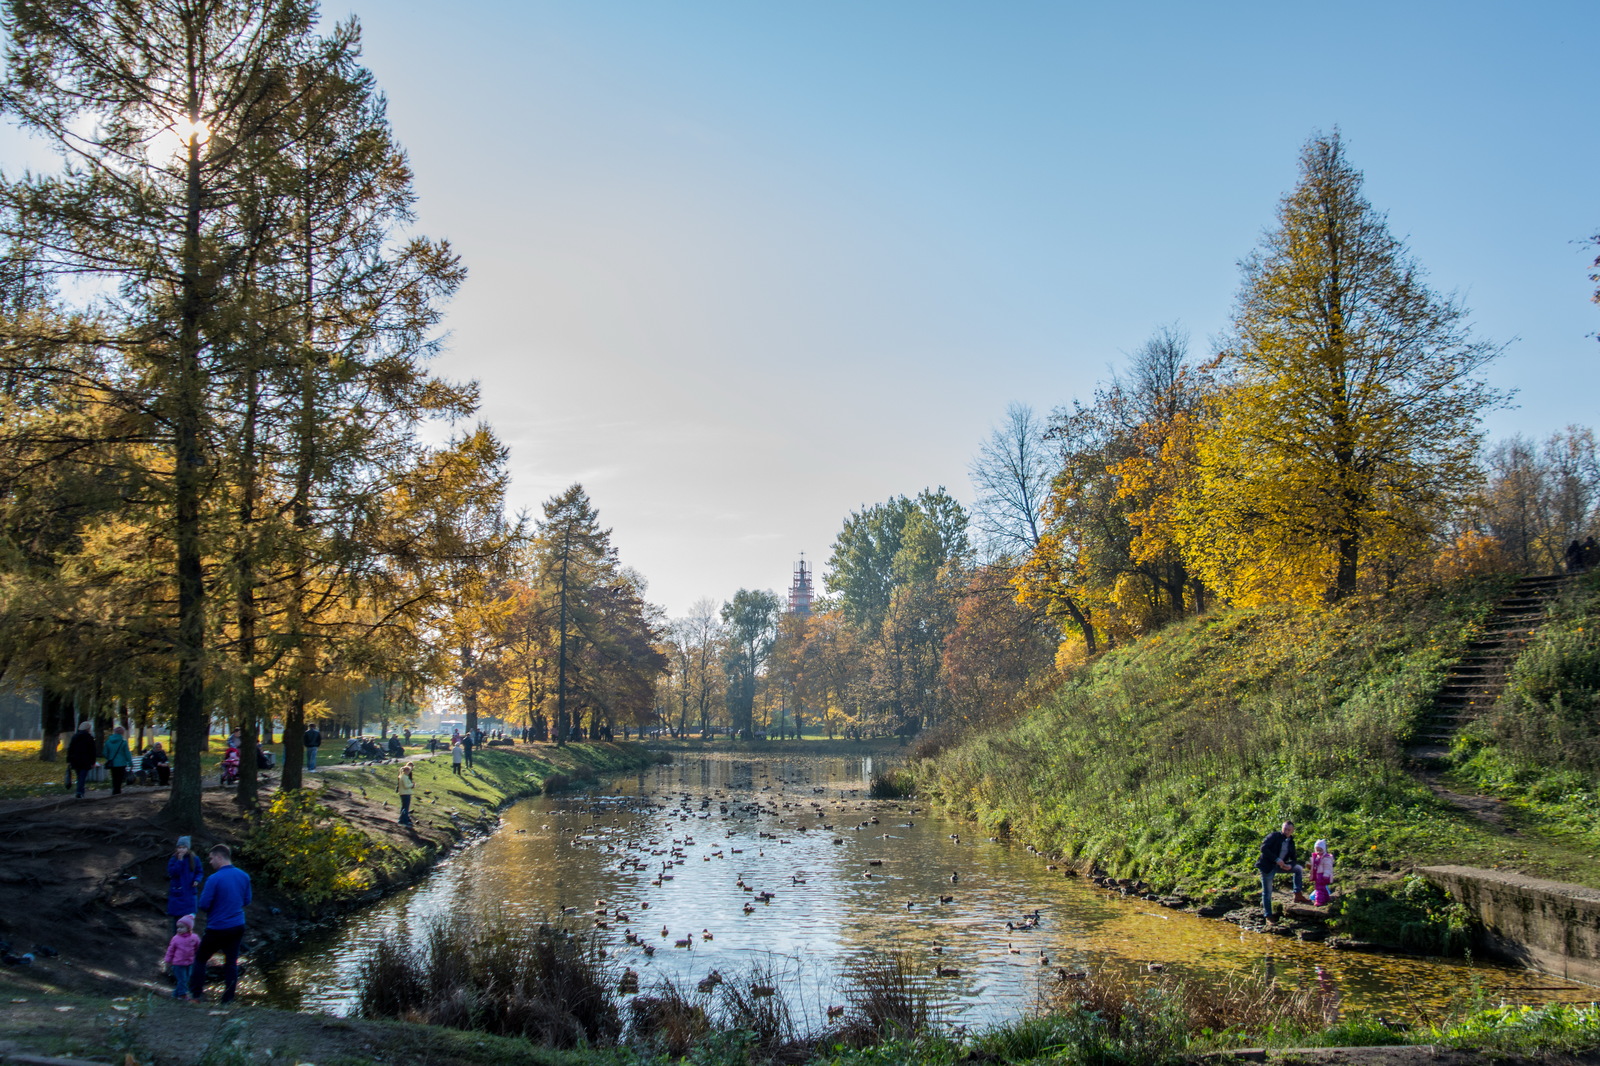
[220,745,241,786]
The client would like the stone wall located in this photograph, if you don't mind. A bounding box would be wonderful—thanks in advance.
[1420,864,1600,985]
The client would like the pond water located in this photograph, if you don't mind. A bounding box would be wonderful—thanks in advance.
[258,751,1593,1028]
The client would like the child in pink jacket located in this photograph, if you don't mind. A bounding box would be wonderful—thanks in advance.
[164,914,200,999]
[1309,840,1335,906]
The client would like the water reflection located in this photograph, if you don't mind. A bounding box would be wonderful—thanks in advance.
[259,752,1593,1026]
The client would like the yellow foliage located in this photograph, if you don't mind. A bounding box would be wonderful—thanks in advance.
[1432,530,1511,582]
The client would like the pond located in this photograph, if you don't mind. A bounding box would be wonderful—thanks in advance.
[258,751,1593,1028]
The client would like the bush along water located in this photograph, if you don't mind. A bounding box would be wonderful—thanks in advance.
[1331,874,1473,956]
[238,789,374,907]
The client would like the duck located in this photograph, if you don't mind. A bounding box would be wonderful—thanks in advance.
[701,929,713,941]
[939,895,954,904]
[827,1005,846,1020]
[950,871,959,883]
[934,966,961,978]
[661,926,670,938]
[1038,951,1050,966]
[1008,943,1021,955]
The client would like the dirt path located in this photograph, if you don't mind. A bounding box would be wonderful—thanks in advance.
[1416,767,1514,830]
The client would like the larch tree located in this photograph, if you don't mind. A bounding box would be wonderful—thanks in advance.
[1179,131,1502,605]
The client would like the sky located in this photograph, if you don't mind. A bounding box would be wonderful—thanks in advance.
[8,2,1598,616]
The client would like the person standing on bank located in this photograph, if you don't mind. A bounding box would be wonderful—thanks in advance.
[103,725,133,795]
[167,836,204,935]
[304,723,321,771]
[397,763,416,826]
[451,738,464,776]
[66,722,97,799]
[1257,820,1308,919]
[189,844,251,1003]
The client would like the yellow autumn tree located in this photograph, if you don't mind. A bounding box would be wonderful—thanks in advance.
[1178,131,1502,605]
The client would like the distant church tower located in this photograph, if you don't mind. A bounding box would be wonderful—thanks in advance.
[788,555,814,616]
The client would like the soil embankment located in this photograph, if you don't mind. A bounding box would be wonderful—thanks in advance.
[0,742,657,1001]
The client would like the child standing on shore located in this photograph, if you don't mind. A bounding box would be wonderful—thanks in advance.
[1309,839,1335,906]
[164,915,200,999]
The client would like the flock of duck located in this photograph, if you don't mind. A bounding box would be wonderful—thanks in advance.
[527,760,1091,998]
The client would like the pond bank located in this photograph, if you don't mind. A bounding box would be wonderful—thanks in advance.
[0,741,659,1000]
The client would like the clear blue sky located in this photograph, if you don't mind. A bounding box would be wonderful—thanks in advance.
[13,1,1599,615]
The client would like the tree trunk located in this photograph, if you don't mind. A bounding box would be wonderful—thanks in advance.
[37,685,71,761]
[281,687,305,792]
[163,120,210,835]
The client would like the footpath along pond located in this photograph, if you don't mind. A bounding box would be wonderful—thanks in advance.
[259,751,1592,1028]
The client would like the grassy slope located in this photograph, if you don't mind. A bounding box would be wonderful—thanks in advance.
[915,575,1600,897]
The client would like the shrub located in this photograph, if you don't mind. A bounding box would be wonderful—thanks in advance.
[356,912,620,1047]
[835,952,940,1045]
[1333,874,1473,956]
[239,789,373,906]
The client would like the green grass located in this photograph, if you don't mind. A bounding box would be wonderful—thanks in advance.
[913,576,1600,897]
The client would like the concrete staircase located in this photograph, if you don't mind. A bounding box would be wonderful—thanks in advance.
[1408,574,1572,761]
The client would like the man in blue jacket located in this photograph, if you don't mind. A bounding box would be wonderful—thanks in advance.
[1257,820,1308,919]
[189,844,252,1003]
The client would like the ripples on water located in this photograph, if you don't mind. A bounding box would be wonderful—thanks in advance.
[259,751,1593,1027]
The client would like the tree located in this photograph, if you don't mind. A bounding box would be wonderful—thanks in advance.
[969,403,1053,561]
[1179,132,1502,604]
[1473,429,1600,573]
[532,484,615,744]
[665,598,723,737]
[943,567,1058,726]
[721,589,780,738]
[825,488,968,633]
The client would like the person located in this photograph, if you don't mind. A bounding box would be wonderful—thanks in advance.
[101,725,133,795]
[1309,839,1335,906]
[163,915,200,1000]
[451,738,464,776]
[146,742,171,786]
[304,723,322,771]
[427,735,438,754]
[219,744,240,786]
[1566,539,1585,574]
[397,763,416,826]
[190,844,251,1003]
[387,734,404,758]
[461,732,474,769]
[1257,820,1308,919]
[167,836,205,935]
[66,722,98,799]
[255,745,274,770]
